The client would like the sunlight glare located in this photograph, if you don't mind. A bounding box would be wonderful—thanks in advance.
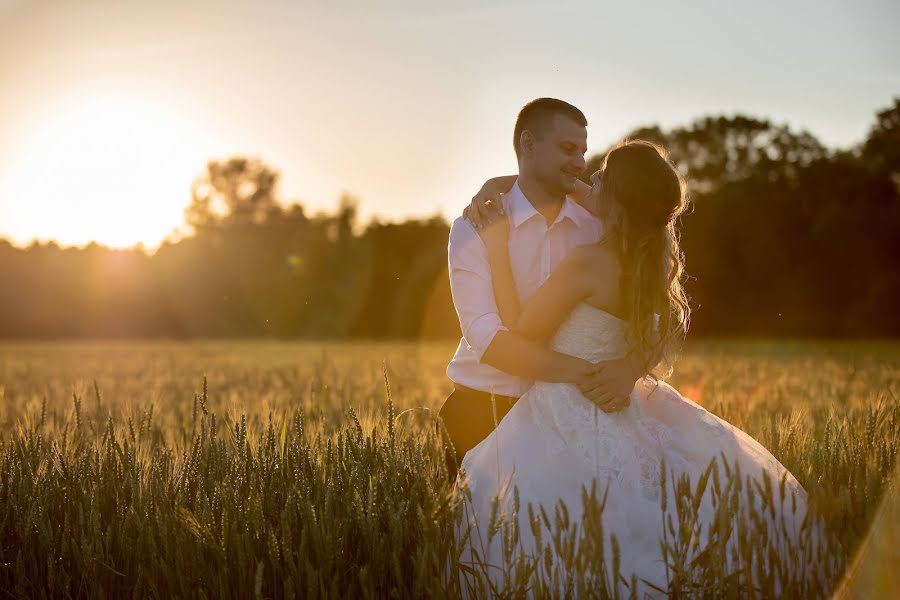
[6,91,208,251]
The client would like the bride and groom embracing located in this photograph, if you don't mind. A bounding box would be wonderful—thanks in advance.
[438,98,821,595]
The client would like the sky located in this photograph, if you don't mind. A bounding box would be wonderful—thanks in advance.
[0,0,897,251]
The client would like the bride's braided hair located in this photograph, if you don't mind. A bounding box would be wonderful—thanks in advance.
[599,140,691,378]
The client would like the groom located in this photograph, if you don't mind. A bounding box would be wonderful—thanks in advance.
[438,98,642,483]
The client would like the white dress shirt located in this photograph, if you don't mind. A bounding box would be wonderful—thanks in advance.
[446,179,605,397]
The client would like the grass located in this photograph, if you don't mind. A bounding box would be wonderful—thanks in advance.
[0,339,897,597]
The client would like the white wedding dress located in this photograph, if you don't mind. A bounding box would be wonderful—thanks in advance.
[454,302,815,597]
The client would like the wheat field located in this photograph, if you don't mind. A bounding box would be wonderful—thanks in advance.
[0,340,897,598]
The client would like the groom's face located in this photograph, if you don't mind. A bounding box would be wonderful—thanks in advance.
[530,114,588,195]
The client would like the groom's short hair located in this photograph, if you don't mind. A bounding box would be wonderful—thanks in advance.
[514,98,587,160]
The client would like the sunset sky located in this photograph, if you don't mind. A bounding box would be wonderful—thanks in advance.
[1,0,897,251]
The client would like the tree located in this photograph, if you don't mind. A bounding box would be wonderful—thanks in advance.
[185,157,282,231]
[862,97,900,175]
[587,117,826,196]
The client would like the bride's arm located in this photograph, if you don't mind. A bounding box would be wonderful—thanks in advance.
[505,247,599,343]
[450,217,597,384]
[511,246,645,411]
[464,175,592,228]
[478,215,598,343]
[478,225,639,412]
[477,213,520,329]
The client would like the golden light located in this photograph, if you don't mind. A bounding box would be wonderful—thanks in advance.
[6,90,209,251]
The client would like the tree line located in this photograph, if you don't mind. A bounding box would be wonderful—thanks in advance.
[1,99,897,339]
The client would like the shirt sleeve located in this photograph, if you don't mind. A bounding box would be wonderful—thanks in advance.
[447,217,508,361]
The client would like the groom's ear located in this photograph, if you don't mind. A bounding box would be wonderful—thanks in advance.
[520,130,535,159]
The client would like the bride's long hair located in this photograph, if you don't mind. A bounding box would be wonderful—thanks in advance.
[598,140,691,378]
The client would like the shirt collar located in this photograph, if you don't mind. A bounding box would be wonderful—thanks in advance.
[506,178,594,230]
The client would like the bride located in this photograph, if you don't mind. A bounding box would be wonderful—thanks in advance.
[452,140,822,597]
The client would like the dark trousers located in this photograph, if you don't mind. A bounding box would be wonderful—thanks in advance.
[437,383,519,485]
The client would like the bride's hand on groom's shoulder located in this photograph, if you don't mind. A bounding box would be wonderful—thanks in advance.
[464,178,508,230]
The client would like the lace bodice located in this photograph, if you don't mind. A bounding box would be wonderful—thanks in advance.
[548,302,629,362]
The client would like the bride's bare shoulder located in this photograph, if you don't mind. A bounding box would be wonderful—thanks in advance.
[570,237,620,277]
[567,238,621,309]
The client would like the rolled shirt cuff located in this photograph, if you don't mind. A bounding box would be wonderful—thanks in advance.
[463,313,508,362]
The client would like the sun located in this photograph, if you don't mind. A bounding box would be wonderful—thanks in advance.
[5,91,210,251]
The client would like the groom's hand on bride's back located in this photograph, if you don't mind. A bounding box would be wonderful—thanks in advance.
[575,358,641,413]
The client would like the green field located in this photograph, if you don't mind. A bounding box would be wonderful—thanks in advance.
[1,340,898,597]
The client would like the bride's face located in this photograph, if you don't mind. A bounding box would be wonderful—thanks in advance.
[586,169,607,218]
